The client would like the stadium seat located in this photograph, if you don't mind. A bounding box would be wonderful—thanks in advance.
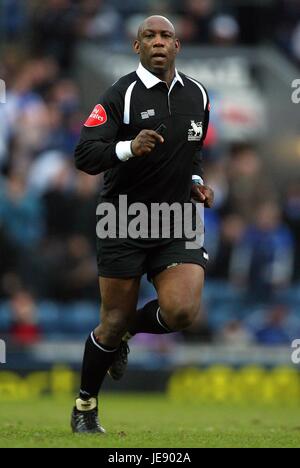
[0,301,12,332]
[36,301,60,334]
[59,302,99,337]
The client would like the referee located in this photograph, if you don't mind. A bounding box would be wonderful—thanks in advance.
[71,15,214,433]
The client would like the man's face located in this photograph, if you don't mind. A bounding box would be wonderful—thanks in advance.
[134,18,180,74]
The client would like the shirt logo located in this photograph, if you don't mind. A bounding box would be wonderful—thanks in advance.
[84,104,107,127]
[188,120,203,141]
[141,109,155,119]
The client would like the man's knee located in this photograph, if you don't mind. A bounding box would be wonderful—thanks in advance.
[160,299,200,331]
[95,308,131,344]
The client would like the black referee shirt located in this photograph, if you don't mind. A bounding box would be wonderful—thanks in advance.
[75,63,210,205]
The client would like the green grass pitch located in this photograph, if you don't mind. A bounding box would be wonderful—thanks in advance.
[0,394,300,448]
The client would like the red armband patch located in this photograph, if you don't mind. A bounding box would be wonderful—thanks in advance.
[84,104,107,127]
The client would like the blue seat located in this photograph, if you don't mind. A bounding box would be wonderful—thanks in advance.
[36,301,60,333]
[207,303,237,330]
[60,302,99,336]
[0,301,11,331]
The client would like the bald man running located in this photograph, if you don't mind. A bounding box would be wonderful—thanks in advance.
[71,15,213,434]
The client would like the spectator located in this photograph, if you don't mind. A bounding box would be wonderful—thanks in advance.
[217,320,254,347]
[0,224,17,298]
[254,304,291,346]
[230,202,294,299]
[224,143,275,221]
[177,0,216,44]
[29,0,80,69]
[9,290,42,346]
[283,181,300,280]
[204,158,228,211]
[275,0,300,63]
[0,171,44,248]
[0,0,28,40]
[48,235,98,301]
[79,0,124,45]
[209,214,246,280]
[210,14,240,46]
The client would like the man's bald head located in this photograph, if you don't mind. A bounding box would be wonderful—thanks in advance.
[137,16,176,41]
[134,15,180,81]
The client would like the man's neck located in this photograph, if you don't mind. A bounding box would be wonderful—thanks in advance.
[159,74,174,89]
[144,64,176,88]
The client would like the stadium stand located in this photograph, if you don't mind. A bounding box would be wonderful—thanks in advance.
[0,0,300,355]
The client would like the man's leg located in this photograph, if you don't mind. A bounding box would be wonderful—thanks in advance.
[129,264,204,334]
[128,298,172,335]
[71,276,140,433]
[153,263,204,331]
[128,234,208,336]
[109,230,208,379]
[80,276,140,397]
[108,263,205,382]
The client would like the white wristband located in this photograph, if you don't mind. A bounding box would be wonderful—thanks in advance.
[116,140,134,162]
[192,175,204,185]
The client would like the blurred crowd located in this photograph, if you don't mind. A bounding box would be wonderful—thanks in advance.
[1,0,300,348]
[0,0,300,65]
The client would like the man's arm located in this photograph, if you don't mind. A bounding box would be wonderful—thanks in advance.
[192,94,210,182]
[191,96,214,207]
[74,86,124,175]
[192,149,204,185]
[75,85,164,175]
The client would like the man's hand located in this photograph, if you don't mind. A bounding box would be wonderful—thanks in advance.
[131,130,164,157]
[191,183,214,208]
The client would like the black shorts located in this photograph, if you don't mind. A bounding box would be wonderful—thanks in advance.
[96,236,209,282]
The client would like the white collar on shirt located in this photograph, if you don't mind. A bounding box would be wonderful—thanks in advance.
[136,63,184,90]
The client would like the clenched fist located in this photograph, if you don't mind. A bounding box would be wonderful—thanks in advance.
[191,184,214,208]
[131,130,164,157]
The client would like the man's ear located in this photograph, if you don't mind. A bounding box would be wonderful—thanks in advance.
[175,39,181,54]
[133,40,140,55]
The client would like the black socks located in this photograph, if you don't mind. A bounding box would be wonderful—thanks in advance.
[129,299,172,335]
[79,300,173,401]
[79,332,117,400]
